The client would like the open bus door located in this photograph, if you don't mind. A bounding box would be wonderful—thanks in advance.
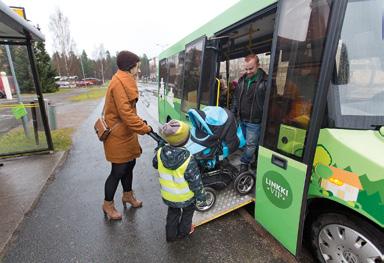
[255,0,347,256]
[180,36,207,122]
[180,36,220,120]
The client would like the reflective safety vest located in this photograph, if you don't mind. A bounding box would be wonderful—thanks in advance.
[157,149,194,203]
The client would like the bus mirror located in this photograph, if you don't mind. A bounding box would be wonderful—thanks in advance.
[334,41,350,85]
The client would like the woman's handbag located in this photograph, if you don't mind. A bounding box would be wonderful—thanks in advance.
[94,117,111,141]
[94,103,119,141]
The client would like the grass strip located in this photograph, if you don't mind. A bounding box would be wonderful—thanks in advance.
[69,87,107,102]
[0,127,74,154]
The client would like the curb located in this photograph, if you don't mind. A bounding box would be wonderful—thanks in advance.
[0,150,70,259]
[26,150,70,216]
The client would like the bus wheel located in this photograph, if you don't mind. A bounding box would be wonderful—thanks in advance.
[195,187,216,212]
[310,212,384,263]
[234,172,255,195]
[166,116,172,122]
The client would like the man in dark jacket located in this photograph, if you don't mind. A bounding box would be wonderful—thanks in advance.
[153,120,206,242]
[231,54,268,173]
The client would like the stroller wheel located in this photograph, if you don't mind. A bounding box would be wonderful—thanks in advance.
[195,187,216,212]
[234,172,255,195]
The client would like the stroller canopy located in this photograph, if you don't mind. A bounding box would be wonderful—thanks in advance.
[187,106,240,154]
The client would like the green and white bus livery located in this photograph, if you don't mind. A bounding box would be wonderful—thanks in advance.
[158,0,384,261]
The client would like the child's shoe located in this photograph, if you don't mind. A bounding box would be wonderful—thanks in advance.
[189,224,195,235]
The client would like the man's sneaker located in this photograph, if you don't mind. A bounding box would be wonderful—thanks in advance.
[239,163,249,173]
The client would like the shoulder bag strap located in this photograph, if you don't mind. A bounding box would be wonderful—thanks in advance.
[115,75,132,101]
[102,78,120,131]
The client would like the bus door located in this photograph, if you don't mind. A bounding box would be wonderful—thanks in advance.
[199,38,220,108]
[180,37,207,122]
[255,0,347,256]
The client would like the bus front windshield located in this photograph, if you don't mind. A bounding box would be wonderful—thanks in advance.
[329,0,384,129]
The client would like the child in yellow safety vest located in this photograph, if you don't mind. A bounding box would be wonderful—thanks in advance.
[153,120,207,242]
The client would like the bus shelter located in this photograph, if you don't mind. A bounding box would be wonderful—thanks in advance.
[0,1,53,156]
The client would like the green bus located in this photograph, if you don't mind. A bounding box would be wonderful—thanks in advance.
[158,0,384,261]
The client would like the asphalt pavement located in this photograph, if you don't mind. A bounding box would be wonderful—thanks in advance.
[1,84,311,263]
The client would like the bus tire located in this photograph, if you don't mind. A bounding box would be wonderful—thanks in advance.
[310,212,384,263]
[166,116,172,122]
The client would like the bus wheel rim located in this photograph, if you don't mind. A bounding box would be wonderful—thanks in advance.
[318,224,383,263]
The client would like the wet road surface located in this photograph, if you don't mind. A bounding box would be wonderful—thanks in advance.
[2,84,312,262]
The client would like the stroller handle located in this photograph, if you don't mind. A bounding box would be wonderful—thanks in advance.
[147,130,166,145]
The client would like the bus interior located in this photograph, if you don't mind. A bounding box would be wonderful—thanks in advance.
[210,2,328,159]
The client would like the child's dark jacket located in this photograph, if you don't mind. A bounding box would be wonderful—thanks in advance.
[153,145,205,208]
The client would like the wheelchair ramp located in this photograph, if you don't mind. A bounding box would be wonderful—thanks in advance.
[192,186,254,226]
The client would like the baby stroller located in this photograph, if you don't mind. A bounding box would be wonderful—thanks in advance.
[185,106,256,211]
[149,106,256,212]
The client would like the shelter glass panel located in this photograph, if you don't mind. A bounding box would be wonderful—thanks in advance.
[0,44,50,156]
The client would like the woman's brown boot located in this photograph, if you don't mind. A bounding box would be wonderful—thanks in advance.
[122,191,143,208]
[102,200,122,220]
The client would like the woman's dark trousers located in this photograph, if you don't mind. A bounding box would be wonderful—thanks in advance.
[104,159,136,201]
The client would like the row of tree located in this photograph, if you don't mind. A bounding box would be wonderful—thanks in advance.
[0,8,153,94]
[51,49,118,83]
[47,8,152,89]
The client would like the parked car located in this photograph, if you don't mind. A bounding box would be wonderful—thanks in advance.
[82,78,102,85]
[55,76,79,88]
[55,80,76,88]
[75,80,93,87]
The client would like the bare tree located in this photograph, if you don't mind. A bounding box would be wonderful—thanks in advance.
[93,44,106,84]
[67,51,81,77]
[48,8,75,76]
[51,52,62,76]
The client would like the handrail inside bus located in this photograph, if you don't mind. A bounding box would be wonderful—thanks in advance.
[215,78,220,106]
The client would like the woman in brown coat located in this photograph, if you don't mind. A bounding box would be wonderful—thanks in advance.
[102,50,151,220]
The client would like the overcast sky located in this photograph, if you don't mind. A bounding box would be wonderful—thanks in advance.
[4,0,239,59]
